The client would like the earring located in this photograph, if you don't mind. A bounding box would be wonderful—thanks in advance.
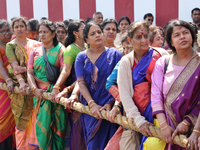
[76,36,79,39]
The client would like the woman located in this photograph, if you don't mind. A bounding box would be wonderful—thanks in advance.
[151,20,200,150]
[114,16,131,47]
[75,21,122,150]
[0,19,15,150]
[117,21,168,150]
[27,20,67,150]
[6,16,41,149]
[102,18,118,48]
[56,22,67,44]
[149,25,164,47]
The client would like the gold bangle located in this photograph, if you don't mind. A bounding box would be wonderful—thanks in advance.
[53,86,61,90]
[182,121,189,126]
[90,103,96,108]
[160,121,166,126]
[113,106,120,111]
[161,125,168,131]
[18,78,24,83]
[6,78,12,83]
[193,129,200,134]
[32,86,37,94]
[88,100,94,106]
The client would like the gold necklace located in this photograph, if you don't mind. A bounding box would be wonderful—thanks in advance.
[73,43,83,51]
[15,38,28,50]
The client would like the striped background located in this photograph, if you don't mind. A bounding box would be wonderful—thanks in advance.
[0,0,200,28]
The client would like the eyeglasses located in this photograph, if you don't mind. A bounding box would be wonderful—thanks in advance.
[0,29,11,35]
[78,28,84,31]
[148,19,153,22]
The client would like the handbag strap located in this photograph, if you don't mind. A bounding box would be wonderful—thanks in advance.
[164,55,170,74]
[42,46,48,63]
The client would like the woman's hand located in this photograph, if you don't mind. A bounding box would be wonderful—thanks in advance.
[65,94,79,109]
[160,124,174,145]
[139,122,154,137]
[19,81,31,95]
[172,121,190,139]
[55,89,68,103]
[7,79,14,93]
[90,103,102,119]
[186,131,200,150]
[34,88,46,100]
[107,106,121,122]
[50,88,60,103]
[14,66,26,75]
[99,103,112,111]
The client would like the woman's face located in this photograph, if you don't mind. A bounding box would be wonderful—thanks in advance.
[151,30,164,47]
[122,41,133,55]
[170,26,193,51]
[13,20,27,37]
[56,26,67,43]
[86,24,104,47]
[0,25,12,44]
[119,19,129,33]
[39,25,55,44]
[103,23,117,43]
[130,27,149,53]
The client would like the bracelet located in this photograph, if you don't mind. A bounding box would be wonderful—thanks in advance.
[113,106,120,111]
[71,93,77,95]
[6,78,12,83]
[160,121,166,126]
[182,121,189,126]
[161,125,168,131]
[88,100,95,106]
[18,78,24,83]
[193,129,200,134]
[32,86,37,94]
[114,105,121,108]
[90,102,96,108]
[53,86,61,90]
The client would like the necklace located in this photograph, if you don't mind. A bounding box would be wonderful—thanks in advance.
[15,38,28,50]
[74,43,83,51]
[0,40,6,49]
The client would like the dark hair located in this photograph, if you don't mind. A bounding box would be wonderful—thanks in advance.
[101,18,118,32]
[63,19,74,27]
[85,18,93,24]
[83,21,103,43]
[118,16,131,26]
[189,22,198,34]
[56,22,68,34]
[27,18,39,32]
[166,20,196,53]
[127,21,149,39]
[191,8,200,14]
[143,13,154,20]
[11,16,27,29]
[93,12,102,18]
[64,20,83,47]
[121,33,129,44]
[0,19,10,29]
[39,20,58,47]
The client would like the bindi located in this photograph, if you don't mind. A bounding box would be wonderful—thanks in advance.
[139,29,144,35]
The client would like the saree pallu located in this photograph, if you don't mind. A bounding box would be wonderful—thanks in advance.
[131,48,165,150]
[75,47,122,150]
[31,44,67,150]
[6,40,41,130]
[163,54,200,150]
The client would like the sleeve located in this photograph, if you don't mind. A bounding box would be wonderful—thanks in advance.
[27,49,35,69]
[151,57,166,117]
[105,61,120,91]
[6,43,17,64]
[63,46,77,66]
[75,52,85,81]
[117,56,147,128]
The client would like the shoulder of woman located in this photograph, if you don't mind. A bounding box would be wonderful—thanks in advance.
[107,47,122,55]
[120,51,133,65]
[151,47,169,56]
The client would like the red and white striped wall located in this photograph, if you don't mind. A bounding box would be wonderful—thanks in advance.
[0,0,200,28]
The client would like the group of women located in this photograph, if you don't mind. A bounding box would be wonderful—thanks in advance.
[0,15,200,150]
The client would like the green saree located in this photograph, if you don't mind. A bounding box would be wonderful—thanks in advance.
[30,43,67,150]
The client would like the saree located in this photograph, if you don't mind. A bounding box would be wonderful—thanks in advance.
[0,47,15,144]
[75,47,122,150]
[28,43,68,150]
[151,53,200,150]
[130,48,166,150]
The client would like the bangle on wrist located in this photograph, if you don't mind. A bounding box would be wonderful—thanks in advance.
[160,121,166,126]
[18,78,24,83]
[6,78,12,84]
[71,93,77,95]
[53,86,61,90]
[88,100,94,106]
[114,105,121,108]
[182,121,189,126]
[113,106,120,111]
[32,86,37,94]
[193,129,200,134]
[90,103,96,108]
[161,125,168,131]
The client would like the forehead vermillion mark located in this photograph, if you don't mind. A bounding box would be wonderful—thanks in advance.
[139,29,144,35]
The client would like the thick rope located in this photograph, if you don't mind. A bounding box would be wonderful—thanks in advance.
[0,82,188,148]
